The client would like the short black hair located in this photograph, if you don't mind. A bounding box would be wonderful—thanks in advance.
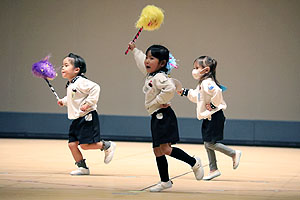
[146,45,169,72]
[66,53,86,74]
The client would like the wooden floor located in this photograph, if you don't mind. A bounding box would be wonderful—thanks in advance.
[0,139,299,200]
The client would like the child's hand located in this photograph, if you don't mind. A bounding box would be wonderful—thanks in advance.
[206,103,213,111]
[177,89,183,96]
[57,100,64,107]
[128,42,136,51]
[160,104,170,108]
[80,103,90,112]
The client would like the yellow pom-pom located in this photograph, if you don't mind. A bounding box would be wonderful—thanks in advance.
[136,5,164,31]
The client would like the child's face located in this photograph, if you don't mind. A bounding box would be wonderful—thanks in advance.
[192,61,209,80]
[144,50,163,74]
[61,57,80,81]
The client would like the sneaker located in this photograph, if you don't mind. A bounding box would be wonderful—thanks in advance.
[233,150,242,169]
[149,180,172,192]
[203,170,221,181]
[192,157,204,180]
[70,167,90,175]
[104,141,116,164]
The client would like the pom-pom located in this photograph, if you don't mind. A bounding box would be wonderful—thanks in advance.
[166,53,178,74]
[136,5,164,31]
[32,56,57,80]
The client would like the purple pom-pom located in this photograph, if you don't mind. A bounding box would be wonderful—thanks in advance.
[32,56,57,80]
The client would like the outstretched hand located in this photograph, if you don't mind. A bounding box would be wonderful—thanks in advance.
[128,41,136,51]
[57,100,64,107]
[177,90,183,96]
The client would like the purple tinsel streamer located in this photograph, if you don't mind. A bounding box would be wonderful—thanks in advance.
[32,56,56,80]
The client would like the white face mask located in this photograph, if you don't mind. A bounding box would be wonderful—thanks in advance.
[192,68,206,80]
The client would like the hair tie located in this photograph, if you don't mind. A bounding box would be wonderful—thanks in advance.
[166,53,178,74]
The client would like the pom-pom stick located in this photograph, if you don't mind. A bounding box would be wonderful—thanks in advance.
[32,56,60,100]
[125,5,164,55]
[44,78,60,100]
[125,27,143,55]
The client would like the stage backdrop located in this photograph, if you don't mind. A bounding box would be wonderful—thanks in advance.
[0,0,299,147]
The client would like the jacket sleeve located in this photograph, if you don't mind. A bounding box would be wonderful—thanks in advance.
[132,48,147,76]
[202,80,223,107]
[148,74,176,106]
[78,79,100,106]
[187,86,199,104]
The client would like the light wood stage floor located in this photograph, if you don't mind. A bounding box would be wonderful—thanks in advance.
[0,139,299,200]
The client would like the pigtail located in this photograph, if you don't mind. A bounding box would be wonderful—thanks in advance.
[197,56,222,88]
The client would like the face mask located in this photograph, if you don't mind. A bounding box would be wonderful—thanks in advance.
[192,68,207,80]
[192,69,201,80]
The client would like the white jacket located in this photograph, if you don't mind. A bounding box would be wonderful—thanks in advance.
[132,48,181,115]
[187,78,227,120]
[61,76,100,119]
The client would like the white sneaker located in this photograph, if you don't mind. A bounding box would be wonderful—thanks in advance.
[203,170,221,181]
[104,141,116,164]
[192,157,204,180]
[70,167,90,175]
[149,180,172,192]
[233,150,242,169]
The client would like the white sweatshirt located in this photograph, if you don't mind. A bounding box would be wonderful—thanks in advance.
[132,48,181,115]
[61,76,100,119]
[187,78,227,120]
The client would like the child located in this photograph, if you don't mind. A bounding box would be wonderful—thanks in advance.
[179,56,241,181]
[128,42,204,192]
[57,53,116,175]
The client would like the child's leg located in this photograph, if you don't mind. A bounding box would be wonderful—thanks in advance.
[159,144,195,167]
[159,143,204,180]
[80,140,116,164]
[204,142,235,157]
[68,141,90,175]
[149,147,172,192]
[153,147,169,182]
[204,142,218,171]
[79,140,111,150]
[68,141,83,162]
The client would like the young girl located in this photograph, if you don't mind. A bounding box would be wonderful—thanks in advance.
[179,56,241,181]
[128,42,204,192]
[57,53,116,175]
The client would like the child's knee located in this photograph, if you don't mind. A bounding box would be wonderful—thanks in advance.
[68,142,78,149]
[204,142,216,150]
[161,145,172,155]
[80,144,89,150]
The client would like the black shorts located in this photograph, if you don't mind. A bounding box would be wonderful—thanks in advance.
[202,110,225,143]
[69,110,101,144]
[151,107,180,148]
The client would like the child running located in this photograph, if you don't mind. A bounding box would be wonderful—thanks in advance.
[179,55,241,181]
[128,42,204,192]
[57,53,116,175]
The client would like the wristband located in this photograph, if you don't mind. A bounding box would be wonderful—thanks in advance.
[210,102,216,109]
[181,88,189,96]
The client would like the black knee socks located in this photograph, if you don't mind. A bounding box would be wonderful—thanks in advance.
[169,147,196,167]
[156,155,169,182]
